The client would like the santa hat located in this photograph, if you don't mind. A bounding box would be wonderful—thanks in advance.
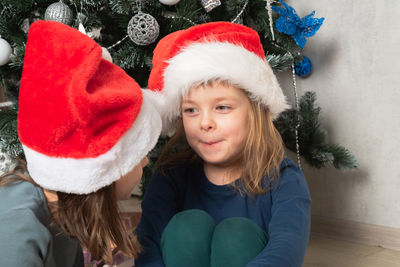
[18,21,161,194]
[148,21,289,135]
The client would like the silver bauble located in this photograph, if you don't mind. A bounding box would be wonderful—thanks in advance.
[0,37,12,66]
[159,0,181,5]
[127,12,160,46]
[44,2,73,25]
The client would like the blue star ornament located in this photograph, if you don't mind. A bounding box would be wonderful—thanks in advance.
[272,0,324,49]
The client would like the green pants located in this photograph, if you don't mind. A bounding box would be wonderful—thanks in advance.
[161,209,269,267]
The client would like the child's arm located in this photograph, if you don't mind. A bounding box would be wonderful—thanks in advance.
[247,160,311,267]
[135,169,182,267]
[0,208,52,266]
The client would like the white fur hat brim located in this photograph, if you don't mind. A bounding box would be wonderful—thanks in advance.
[23,93,162,194]
[159,42,289,135]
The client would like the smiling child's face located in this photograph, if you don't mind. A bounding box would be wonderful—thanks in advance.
[181,82,251,170]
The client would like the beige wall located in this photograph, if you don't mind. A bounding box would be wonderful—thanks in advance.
[278,0,400,228]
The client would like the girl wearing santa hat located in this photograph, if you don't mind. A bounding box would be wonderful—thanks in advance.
[136,22,311,267]
[0,21,161,266]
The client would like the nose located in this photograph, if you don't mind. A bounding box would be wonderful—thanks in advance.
[200,112,215,131]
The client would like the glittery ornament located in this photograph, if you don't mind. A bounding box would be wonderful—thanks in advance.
[201,0,221,12]
[127,12,160,46]
[159,0,181,5]
[0,37,12,66]
[272,0,324,49]
[294,56,312,77]
[44,2,73,25]
[0,151,17,176]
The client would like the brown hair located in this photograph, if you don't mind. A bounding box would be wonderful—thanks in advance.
[156,80,285,196]
[0,161,141,264]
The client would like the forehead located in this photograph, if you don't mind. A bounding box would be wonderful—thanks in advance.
[183,82,248,101]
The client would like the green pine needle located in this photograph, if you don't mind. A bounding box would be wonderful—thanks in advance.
[275,92,358,170]
[267,53,293,72]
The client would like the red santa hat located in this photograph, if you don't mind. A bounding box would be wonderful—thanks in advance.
[18,21,161,194]
[148,21,289,135]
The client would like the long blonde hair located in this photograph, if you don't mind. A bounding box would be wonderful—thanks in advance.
[0,161,141,264]
[156,80,285,196]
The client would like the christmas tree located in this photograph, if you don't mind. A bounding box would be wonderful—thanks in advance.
[0,0,358,183]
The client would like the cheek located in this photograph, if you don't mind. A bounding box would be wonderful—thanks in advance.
[115,166,143,200]
[224,116,249,145]
[182,118,197,139]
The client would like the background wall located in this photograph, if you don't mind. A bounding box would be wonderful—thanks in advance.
[278,0,400,229]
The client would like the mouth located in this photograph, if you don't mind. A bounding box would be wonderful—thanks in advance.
[201,140,221,146]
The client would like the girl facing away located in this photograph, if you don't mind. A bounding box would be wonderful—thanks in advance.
[135,22,311,267]
[0,21,162,266]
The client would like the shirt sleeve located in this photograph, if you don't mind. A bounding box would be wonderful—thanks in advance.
[0,207,52,267]
[247,162,312,267]
[135,169,181,267]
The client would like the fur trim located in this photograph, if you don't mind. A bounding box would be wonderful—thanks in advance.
[160,42,290,133]
[23,94,162,194]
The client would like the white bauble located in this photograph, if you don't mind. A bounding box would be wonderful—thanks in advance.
[159,0,181,6]
[0,38,12,66]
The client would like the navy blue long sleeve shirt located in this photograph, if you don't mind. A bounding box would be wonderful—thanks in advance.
[136,158,311,267]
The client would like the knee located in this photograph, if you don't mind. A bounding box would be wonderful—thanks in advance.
[164,209,215,233]
[161,209,215,247]
[211,217,268,255]
[213,217,265,244]
[161,210,215,267]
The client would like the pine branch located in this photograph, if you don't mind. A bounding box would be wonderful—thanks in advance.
[266,53,293,72]
[325,144,359,171]
[0,109,22,158]
[274,92,358,170]
[107,0,137,15]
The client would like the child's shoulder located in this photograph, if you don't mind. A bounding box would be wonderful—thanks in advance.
[275,157,308,189]
[279,157,302,172]
[0,180,48,217]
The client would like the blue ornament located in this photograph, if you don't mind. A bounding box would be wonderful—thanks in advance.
[272,0,324,49]
[295,56,312,77]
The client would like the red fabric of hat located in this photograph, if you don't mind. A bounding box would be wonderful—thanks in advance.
[18,21,161,194]
[19,20,140,158]
[147,22,288,136]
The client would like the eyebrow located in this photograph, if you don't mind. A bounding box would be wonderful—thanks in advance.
[182,96,236,104]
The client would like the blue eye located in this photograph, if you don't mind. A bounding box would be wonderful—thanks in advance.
[183,107,198,113]
[216,105,231,111]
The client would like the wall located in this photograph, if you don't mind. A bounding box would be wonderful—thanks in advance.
[277,0,400,228]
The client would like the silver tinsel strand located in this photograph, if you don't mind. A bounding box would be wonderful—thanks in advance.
[265,0,275,41]
[291,64,302,169]
[231,0,249,24]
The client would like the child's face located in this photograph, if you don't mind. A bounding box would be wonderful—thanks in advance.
[181,83,251,169]
[115,157,149,200]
